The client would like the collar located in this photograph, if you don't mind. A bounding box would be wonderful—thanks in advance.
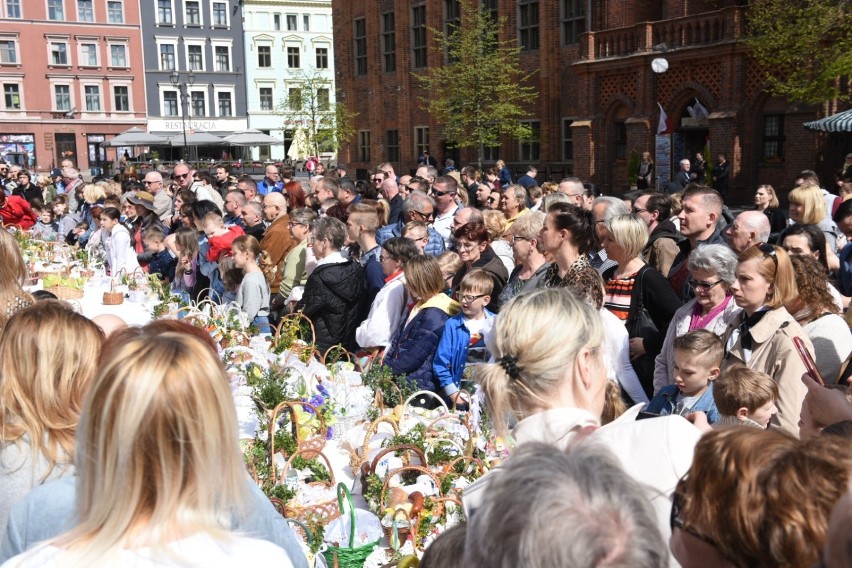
[512,407,600,449]
[316,251,347,267]
[384,269,404,284]
[436,204,459,221]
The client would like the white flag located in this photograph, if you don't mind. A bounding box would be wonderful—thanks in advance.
[657,103,669,135]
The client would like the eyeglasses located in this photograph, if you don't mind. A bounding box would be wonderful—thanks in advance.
[460,293,487,303]
[689,278,723,292]
[670,478,719,549]
[143,180,158,185]
[288,221,304,227]
[757,243,778,278]
[432,189,455,197]
[411,209,434,221]
[632,207,648,214]
[511,235,529,243]
[173,173,189,179]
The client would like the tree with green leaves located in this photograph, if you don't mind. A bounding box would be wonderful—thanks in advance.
[415,0,538,167]
[746,0,852,105]
[277,70,358,159]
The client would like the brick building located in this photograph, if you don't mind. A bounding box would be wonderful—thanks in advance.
[333,0,843,201]
[0,0,147,173]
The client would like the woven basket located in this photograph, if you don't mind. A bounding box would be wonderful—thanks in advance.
[379,465,443,545]
[280,449,340,524]
[275,312,317,363]
[44,284,84,300]
[349,415,400,475]
[103,278,124,305]
[362,444,428,495]
[324,483,380,568]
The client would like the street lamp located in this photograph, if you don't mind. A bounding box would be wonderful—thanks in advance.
[169,69,196,162]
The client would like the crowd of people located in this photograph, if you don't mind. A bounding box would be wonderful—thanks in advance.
[1,152,851,567]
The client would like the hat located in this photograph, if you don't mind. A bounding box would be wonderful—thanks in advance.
[51,168,62,178]
[127,191,156,211]
[336,163,347,171]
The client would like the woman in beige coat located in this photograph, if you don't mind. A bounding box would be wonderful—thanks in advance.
[721,244,812,436]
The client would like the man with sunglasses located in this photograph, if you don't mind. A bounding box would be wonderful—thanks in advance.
[431,175,460,246]
[376,191,445,256]
[668,185,726,301]
[173,163,219,208]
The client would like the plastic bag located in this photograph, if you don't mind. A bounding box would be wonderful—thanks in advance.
[324,508,383,548]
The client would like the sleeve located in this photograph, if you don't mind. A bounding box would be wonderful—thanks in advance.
[297,272,326,319]
[653,312,680,395]
[615,329,649,404]
[239,275,265,320]
[356,284,405,349]
[652,238,680,278]
[278,247,301,299]
[240,481,309,568]
[770,335,810,436]
[642,268,683,354]
[433,322,459,396]
[386,312,444,375]
[197,239,220,278]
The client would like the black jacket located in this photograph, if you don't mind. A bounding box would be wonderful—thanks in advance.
[298,258,366,353]
[451,245,509,313]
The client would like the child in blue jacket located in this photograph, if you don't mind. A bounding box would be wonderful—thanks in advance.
[433,270,495,406]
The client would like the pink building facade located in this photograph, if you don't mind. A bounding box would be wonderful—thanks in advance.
[0,0,147,173]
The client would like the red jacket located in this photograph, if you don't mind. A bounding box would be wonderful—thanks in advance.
[0,195,37,230]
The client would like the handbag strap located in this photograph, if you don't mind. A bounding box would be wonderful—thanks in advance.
[630,265,649,318]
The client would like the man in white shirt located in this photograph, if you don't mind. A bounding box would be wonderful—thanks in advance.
[431,175,460,246]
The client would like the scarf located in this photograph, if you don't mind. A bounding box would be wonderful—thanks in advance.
[689,294,733,331]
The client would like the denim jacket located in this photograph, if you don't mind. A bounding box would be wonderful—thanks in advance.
[645,383,719,424]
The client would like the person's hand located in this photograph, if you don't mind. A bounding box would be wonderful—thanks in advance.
[629,337,646,360]
[801,372,852,426]
[685,411,714,434]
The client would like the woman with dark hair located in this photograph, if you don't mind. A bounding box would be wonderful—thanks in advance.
[754,184,787,243]
[282,180,306,209]
[384,255,459,396]
[451,221,508,313]
[536,203,602,303]
[12,171,41,206]
[779,223,831,273]
[167,189,197,229]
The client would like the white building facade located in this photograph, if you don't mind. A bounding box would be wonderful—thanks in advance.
[243,0,335,162]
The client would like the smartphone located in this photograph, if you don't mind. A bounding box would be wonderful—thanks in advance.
[793,336,825,386]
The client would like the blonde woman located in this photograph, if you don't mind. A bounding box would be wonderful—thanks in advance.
[0,301,104,538]
[481,209,514,274]
[788,183,841,253]
[753,184,787,241]
[1,331,303,567]
[0,230,33,333]
[463,288,700,549]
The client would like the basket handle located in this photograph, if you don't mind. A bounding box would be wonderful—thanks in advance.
[402,390,450,416]
[390,508,411,551]
[335,483,356,549]
[369,444,428,477]
[284,517,313,543]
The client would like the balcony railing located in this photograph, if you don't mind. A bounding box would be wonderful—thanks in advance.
[579,6,745,62]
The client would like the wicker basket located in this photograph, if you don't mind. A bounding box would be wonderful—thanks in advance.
[267,400,329,462]
[280,449,340,524]
[103,278,124,305]
[44,284,84,300]
[362,444,428,495]
[275,312,317,363]
[379,465,443,545]
[349,415,400,475]
[324,484,381,568]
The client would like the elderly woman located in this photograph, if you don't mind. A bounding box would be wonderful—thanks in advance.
[498,211,548,307]
[788,183,842,253]
[536,203,601,300]
[786,254,851,383]
[273,207,317,308]
[0,301,104,537]
[721,245,812,435]
[601,214,682,398]
[754,184,787,243]
[670,428,850,568]
[653,244,741,394]
[297,217,365,353]
[451,221,508,313]
[464,289,700,550]
[500,184,528,228]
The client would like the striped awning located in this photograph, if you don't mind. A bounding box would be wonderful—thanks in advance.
[804,108,852,133]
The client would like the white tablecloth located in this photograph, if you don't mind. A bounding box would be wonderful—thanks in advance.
[25,277,154,326]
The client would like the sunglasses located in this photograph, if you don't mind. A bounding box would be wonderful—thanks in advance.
[432,189,454,197]
[757,243,778,278]
[689,278,723,292]
[173,173,189,179]
[670,478,719,549]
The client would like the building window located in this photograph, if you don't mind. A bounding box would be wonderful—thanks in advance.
[185,1,200,25]
[520,120,541,161]
[84,85,100,111]
[0,40,16,64]
[159,44,175,70]
[482,144,500,162]
[157,0,173,24]
[3,83,20,109]
[614,121,627,160]
[445,0,460,61]
[113,85,129,111]
[354,18,367,76]
[80,43,98,66]
[316,47,328,69]
[386,129,400,163]
[190,91,205,116]
[215,45,230,72]
[518,0,539,51]
[303,14,310,31]
[77,0,93,21]
[286,14,297,30]
[107,1,122,23]
[562,118,574,161]
[217,92,232,116]
[48,0,64,20]
[762,114,785,161]
[162,90,178,116]
[110,44,126,67]
[273,14,280,31]
[212,1,227,26]
[287,46,300,68]
[259,87,273,110]
[187,44,203,71]
[288,88,302,110]
[50,42,68,66]
[54,84,71,111]
[358,130,371,163]
[258,45,271,67]
[561,0,585,45]
[381,12,395,73]
[414,126,429,158]
[412,5,427,69]
[317,88,329,111]
[6,0,21,18]
[482,0,497,21]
